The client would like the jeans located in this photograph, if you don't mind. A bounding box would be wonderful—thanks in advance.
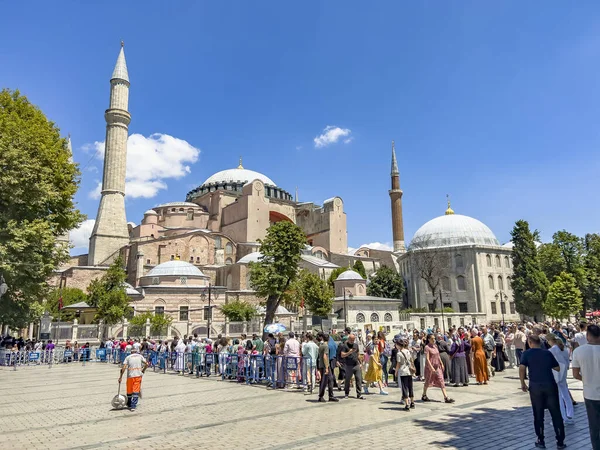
[585,398,600,450]
[318,367,334,399]
[344,364,363,397]
[529,383,565,445]
[515,348,524,365]
[380,354,389,383]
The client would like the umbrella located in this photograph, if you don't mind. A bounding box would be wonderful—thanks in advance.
[264,323,287,334]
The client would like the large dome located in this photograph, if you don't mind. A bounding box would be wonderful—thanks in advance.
[202,168,276,187]
[410,214,500,250]
[145,260,208,277]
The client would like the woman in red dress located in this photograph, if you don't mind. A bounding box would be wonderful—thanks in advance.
[421,334,455,403]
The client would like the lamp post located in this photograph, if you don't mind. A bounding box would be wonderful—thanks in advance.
[495,290,508,326]
[438,289,446,334]
[342,289,353,326]
[201,283,215,339]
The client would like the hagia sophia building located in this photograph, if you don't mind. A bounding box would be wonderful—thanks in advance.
[52,44,520,338]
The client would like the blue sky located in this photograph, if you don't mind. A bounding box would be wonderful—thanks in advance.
[2,2,600,254]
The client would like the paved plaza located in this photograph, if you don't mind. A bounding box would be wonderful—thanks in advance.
[0,363,593,449]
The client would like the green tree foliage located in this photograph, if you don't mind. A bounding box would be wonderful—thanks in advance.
[0,89,84,328]
[46,287,87,320]
[545,272,583,319]
[510,220,548,318]
[296,270,334,317]
[366,265,404,299]
[221,300,257,322]
[248,221,307,328]
[327,267,350,288]
[538,243,567,283]
[584,233,600,310]
[353,260,367,279]
[87,256,131,325]
[129,311,172,337]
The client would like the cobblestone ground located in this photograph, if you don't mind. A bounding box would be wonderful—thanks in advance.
[0,363,592,449]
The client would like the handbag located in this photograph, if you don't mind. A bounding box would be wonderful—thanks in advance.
[401,350,416,376]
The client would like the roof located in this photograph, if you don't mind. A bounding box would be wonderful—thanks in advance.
[410,214,500,250]
[202,168,276,187]
[154,202,199,208]
[111,45,129,82]
[62,302,93,310]
[256,305,293,315]
[123,282,141,296]
[336,269,364,281]
[144,209,158,215]
[333,295,402,302]
[144,260,208,277]
[238,252,263,264]
[300,254,339,268]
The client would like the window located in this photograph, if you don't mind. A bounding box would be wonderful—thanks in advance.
[170,255,175,261]
[459,302,468,313]
[384,313,393,322]
[190,257,194,263]
[225,242,233,254]
[510,302,516,314]
[196,257,201,263]
[420,318,426,330]
[179,306,189,321]
[171,208,176,212]
[491,302,497,314]
[428,303,435,312]
[151,277,160,285]
[146,259,150,265]
[460,317,465,326]
[500,302,506,314]
[187,210,194,220]
[486,254,492,267]
[495,255,501,267]
[443,303,452,309]
[356,313,365,323]
[457,276,466,291]
[370,313,379,322]
[225,258,233,265]
[203,306,212,320]
[448,318,452,330]
[504,256,510,268]
[434,318,439,328]
[498,276,503,290]
[155,306,164,316]
[214,237,222,249]
[455,254,464,269]
[179,208,184,212]
[506,276,511,290]
[488,275,494,290]
[442,276,451,291]
[180,277,187,285]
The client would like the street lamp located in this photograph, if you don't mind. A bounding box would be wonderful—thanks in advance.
[342,289,353,326]
[201,284,218,339]
[495,290,508,326]
[438,289,446,334]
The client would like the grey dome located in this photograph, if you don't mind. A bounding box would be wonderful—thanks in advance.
[146,260,207,277]
[410,214,499,250]
[336,269,364,281]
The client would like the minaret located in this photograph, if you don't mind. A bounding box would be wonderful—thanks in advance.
[88,42,131,266]
[389,140,405,252]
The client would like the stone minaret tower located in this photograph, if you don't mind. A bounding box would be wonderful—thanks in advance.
[389,140,405,253]
[88,43,131,266]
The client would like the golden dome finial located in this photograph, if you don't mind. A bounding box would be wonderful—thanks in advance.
[237,156,243,169]
[445,194,455,215]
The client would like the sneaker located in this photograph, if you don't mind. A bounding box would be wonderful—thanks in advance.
[404,405,410,412]
[357,395,364,400]
[556,443,567,449]
[410,402,415,409]
[534,440,546,449]
[379,390,389,396]
[564,418,575,425]
[328,397,339,402]
[344,395,349,399]
[444,397,455,404]
[317,397,327,403]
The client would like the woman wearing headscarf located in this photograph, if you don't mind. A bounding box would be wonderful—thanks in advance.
[470,328,489,385]
[491,328,506,373]
[449,333,470,387]
[547,334,574,425]
[173,338,186,374]
[436,334,452,384]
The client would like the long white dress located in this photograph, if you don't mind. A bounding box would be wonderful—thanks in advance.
[173,341,187,372]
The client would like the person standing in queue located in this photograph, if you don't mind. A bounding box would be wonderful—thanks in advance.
[341,333,363,399]
[316,332,338,403]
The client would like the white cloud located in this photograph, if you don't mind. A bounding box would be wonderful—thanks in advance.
[347,246,357,255]
[349,242,394,255]
[69,219,95,251]
[86,133,200,199]
[313,126,352,148]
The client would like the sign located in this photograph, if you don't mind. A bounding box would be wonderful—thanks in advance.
[29,352,40,361]
[286,357,298,370]
[205,354,214,364]
[64,350,73,358]
[40,333,50,340]
[96,349,106,358]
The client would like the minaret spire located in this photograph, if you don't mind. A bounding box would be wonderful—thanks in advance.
[445,194,455,215]
[88,43,131,266]
[389,140,405,253]
[237,156,243,169]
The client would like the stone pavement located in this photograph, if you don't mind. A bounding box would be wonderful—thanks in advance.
[0,363,592,449]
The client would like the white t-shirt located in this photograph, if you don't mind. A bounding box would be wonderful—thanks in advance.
[133,342,141,352]
[572,344,600,401]
[573,332,587,348]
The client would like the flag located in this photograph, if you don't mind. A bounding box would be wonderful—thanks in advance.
[58,296,63,310]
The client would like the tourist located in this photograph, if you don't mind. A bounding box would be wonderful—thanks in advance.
[547,334,574,425]
[284,332,300,385]
[275,337,286,388]
[481,325,496,378]
[316,332,338,403]
[519,334,565,449]
[436,333,452,383]
[421,333,454,404]
[572,324,600,450]
[363,332,388,395]
[410,330,423,381]
[492,327,506,373]
[449,332,470,387]
[173,338,186,374]
[514,325,526,365]
[340,333,363,399]
[335,334,347,390]
[302,333,318,393]
[118,345,148,411]
[572,322,588,350]
[504,326,516,368]
[470,328,488,385]
[327,334,338,389]
[378,331,391,386]
[395,339,415,411]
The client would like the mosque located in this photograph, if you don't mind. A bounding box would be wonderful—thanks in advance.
[53,44,519,338]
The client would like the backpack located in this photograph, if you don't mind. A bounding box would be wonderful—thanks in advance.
[383,341,392,357]
[245,340,253,351]
[484,337,495,352]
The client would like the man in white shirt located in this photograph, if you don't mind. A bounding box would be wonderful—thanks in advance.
[572,324,600,450]
[301,333,319,393]
[284,332,301,385]
[572,322,588,350]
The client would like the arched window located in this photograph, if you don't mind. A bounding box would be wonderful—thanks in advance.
[245,271,252,289]
[506,276,511,290]
[504,256,510,268]
[356,313,365,323]
[214,237,222,249]
[226,274,232,289]
[495,255,501,267]
[488,275,495,290]
[456,276,466,291]
[498,275,504,290]
[225,242,233,254]
[455,254,463,269]
[486,254,492,267]
[225,258,233,265]
[384,313,393,322]
[179,208,184,212]
[442,276,451,291]
[358,284,364,293]
[187,209,194,220]
[370,313,380,322]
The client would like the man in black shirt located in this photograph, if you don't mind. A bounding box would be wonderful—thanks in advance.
[316,332,338,403]
[340,333,363,399]
[520,334,565,449]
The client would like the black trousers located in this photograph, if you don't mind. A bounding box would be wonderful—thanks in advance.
[400,375,414,400]
[344,364,363,397]
[529,383,565,444]
[585,398,600,450]
[330,358,338,387]
[318,368,334,399]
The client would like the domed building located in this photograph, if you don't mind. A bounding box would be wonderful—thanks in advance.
[397,201,518,328]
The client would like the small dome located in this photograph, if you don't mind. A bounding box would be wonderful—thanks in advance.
[336,270,364,281]
[146,260,207,277]
[155,202,199,208]
[238,252,262,264]
[122,282,141,296]
[144,210,158,215]
[410,214,499,250]
[202,168,276,187]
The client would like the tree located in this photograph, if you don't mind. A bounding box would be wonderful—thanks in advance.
[87,256,131,325]
[584,233,600,311]
[327,267,350,288]
[510,220,548,318]
[367,265,404,299]
[353,260,367,279]
[408,235,450,308]
[297,270,334,317]
[248,221,307,330]
[221,300,257,322]
[0,89,84,328]
[545,272,583,320]
[538,243,566,283]
[46,287,87,320]
[129,311,172,337]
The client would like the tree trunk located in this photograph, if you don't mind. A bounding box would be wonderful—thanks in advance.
[262,294,280,340]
